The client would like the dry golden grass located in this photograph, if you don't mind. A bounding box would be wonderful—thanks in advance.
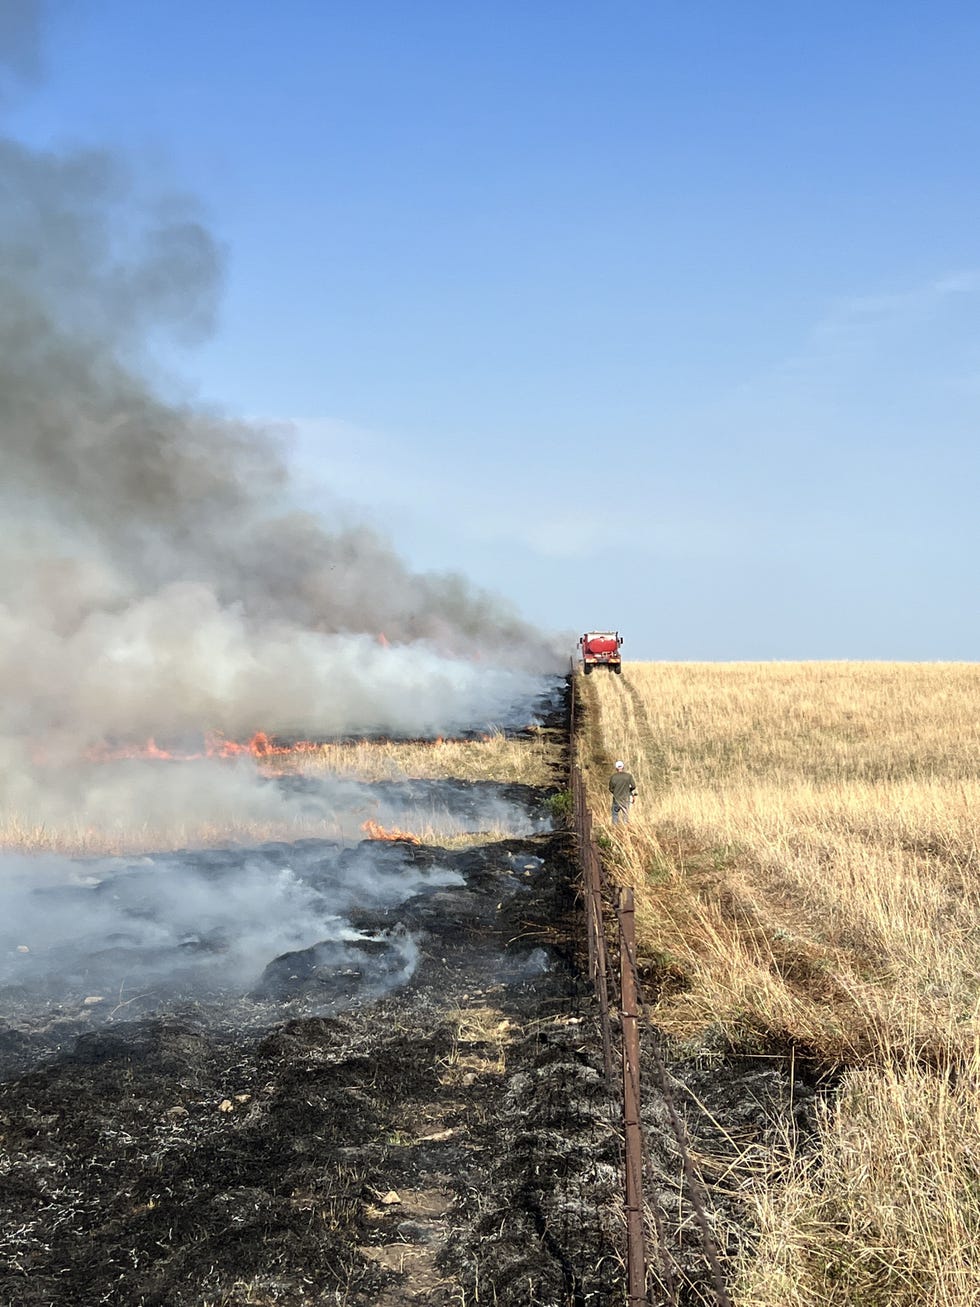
[438,1004,514,1084]
[735,1055,980,1306]
[272,730,557,787]
[580,661,980,1062]
[579,661,980,1306]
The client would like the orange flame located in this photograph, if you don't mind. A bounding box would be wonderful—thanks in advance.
[204,730,319,759]
[83,731,321,764]
[360,819,421,845]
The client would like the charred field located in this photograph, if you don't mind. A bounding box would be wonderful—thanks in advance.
[0,833,619,1307]
[0,687,627,1307]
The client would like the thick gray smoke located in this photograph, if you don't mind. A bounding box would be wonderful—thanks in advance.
[0,12,564,1029]
[0,11,558,1025]
[0,72,561,788]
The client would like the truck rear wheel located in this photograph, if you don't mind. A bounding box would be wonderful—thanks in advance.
[583,663,592,675]
[614,664,622,674]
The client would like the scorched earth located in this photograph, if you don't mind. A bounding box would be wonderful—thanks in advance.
[0,681,624,1307]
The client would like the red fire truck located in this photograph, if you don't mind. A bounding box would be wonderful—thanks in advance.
[578,631,623,675]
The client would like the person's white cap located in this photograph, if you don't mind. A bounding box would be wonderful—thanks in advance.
[615,760,625,770]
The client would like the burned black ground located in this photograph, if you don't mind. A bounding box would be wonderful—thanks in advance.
[0,822,629,1307]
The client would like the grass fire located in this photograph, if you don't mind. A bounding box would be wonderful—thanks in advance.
[1,14,971,1300]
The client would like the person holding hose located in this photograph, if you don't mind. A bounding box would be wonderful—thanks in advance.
[609,760,637,825]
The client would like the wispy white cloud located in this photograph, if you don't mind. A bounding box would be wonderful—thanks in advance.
[801,267,980,361]
[274,266,980,602]
[930,270,980,296]
[726,268,980,416]
[287,416,732,563]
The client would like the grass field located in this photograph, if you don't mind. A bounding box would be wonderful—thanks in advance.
[580,662,980,1306]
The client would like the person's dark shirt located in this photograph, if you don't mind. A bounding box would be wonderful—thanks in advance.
[609,771,636,808]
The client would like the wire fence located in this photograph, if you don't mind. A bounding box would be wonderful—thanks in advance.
[569,680,735,1307]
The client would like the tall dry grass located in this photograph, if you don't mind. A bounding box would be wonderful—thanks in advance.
[580,662,980,1306]
[275,730,556,787]
[581,662,980,1061]
[736,1055,980,1306]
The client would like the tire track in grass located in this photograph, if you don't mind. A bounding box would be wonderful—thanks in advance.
[617,673,672,799]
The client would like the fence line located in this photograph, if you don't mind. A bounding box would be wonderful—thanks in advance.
[568,676,734,1307]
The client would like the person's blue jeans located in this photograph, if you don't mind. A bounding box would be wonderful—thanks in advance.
[612,802,630,825]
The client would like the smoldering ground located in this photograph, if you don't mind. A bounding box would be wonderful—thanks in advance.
[0,841,459,1007]
[0,825,633,1307]
[0,768,551,1018]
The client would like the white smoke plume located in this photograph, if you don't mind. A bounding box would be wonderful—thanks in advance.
[0,844,464,1004]
[0,29,563,784]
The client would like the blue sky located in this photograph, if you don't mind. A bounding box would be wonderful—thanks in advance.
[7,2,980,660]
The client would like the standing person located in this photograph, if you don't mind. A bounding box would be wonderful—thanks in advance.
[609,760,637,825]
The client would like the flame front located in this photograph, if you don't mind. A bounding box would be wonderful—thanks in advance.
[83,732,322,763]
[360,819,421,845]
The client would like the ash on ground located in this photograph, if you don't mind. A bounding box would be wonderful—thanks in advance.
[0,821,625,1307]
